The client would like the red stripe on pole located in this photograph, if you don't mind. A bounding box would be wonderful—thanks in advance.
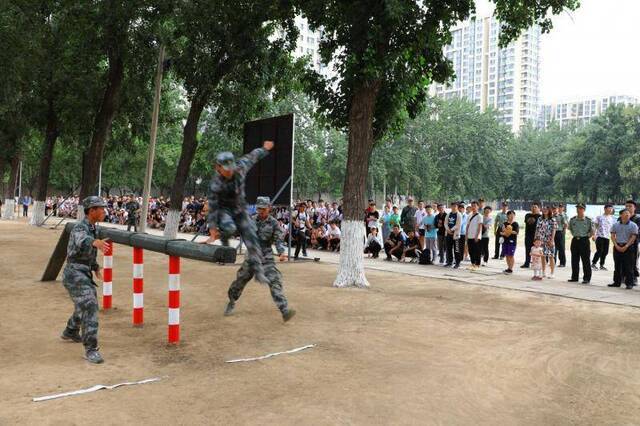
[133,247,143,263]
[133,278,143,293]
[169,255,180,274]
[103,243,113,310]
[168,324,179,343]
[103,295,112,309]
[103,268,112,282]
[133,308,143,325]
[168,291,180,308]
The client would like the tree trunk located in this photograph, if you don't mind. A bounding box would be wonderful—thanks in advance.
[79,52,124,201]
[334,81,380,288]
[163,91,208,238]
[2,153,20,219]
[31,100,59,226]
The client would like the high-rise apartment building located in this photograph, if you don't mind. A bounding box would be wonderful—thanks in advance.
[292,16,333,78]
[539,95,639,128]
[431,16,541,133]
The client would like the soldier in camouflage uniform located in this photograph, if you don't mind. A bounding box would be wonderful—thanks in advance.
[224,197,296,322]
[205,140,275,285]
[125,195,140,232]
[61,196,111,364]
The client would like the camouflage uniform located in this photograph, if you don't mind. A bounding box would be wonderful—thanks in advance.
[125,199,140,232]
[228,199,290,314]
[62,217,100,350]
[208,148,270,283]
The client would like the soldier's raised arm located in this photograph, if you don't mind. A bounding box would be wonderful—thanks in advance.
[236,140,273,175]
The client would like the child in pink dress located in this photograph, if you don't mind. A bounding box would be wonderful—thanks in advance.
[530,238,544,280]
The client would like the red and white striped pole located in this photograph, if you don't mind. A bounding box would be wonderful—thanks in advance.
[102,243,113,309]
[168,256,180,344]
[133,247,144,326]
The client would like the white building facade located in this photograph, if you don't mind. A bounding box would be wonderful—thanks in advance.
[539,95,639,129]
[432,16,541,133]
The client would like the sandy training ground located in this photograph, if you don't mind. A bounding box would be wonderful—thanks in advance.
[1,220,640,425]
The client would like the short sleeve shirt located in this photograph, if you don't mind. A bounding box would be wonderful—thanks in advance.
[611,221,638,244]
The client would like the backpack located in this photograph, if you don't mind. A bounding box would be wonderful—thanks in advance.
[419,247,432,265]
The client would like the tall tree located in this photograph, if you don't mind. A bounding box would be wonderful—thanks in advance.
[295,0,580,287]
[162,0,298,237]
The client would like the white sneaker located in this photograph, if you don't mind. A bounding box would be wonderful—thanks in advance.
[547,274,555,279]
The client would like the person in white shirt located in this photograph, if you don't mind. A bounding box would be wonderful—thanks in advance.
[466,201,484,270]
[364,226,383,258]
[592,204,616,271]
[414,201,427,250]
[328,221,341,251]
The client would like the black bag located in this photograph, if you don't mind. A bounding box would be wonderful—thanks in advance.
[419,248,431,265]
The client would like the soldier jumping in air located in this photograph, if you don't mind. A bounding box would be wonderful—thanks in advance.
[61,196,111,364]
[204,140,274,284]
[224,196,296,321]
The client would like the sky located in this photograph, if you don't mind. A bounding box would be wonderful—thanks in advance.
[477,0,640,103]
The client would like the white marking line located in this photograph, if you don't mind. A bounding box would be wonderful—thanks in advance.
[225,344,315,363]
[32,377,162,402]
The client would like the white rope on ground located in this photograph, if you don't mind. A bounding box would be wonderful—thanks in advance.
[32,377,163,402]
[225,344,316,363]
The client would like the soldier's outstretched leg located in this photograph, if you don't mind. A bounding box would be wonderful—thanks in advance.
[225,260,253,316]
[264,261,295,322]
[234,211,269,284]
[62,269,102,363]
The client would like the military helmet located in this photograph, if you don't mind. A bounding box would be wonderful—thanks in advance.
[82,196,107,210]
[256,196,271,209]
[216,152,235,171]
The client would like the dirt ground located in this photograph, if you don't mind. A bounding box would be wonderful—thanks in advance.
[1,220,640,425]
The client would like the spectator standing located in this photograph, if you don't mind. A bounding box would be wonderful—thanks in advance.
[364,227,383,258]
[481,206,493,265]
[22,195,32,217]
[379,201,393,242]
[500,210,519,274]
[567,203,594,284]
[592,204,615,271]
[623,200,640,285]
[389,206,401,230]
[414,201,427,249]
[608,209,638,289]
[422,205,438,264]
[444,202,462,268]
[435,204,448,264]
[365,201,380,235]
[400,197,417,235]
[521,202,542,268]
[554,204,568,267]
[493,202,508,259]
[466,201,483,270]
[535,206,557,279]
[458,203,468,265]
[294,203,311,259]
[530,238,544,280]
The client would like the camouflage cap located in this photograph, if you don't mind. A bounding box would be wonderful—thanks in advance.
[82,196,107,210]
[256,196,271,209]
[216,152,235,171]
[576,203,586,209]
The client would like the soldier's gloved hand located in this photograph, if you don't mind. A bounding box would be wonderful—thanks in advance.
[279,253,287,262]
[94,268,103,280]
[92,239,110,253]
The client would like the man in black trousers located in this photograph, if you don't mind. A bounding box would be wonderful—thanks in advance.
[521,202,541,268]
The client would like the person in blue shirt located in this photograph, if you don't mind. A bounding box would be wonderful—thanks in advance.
[422,205,438,264]
[457,203,468,265]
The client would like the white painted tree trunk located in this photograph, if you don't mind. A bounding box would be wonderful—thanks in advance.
[163,209,180,239]
[2,199,16,220]
[76,207,84,222]
[30,200,46,226]
[333,219,369,288]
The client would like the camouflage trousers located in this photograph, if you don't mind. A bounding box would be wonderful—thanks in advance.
[228,253,289,314]
[218,208,266,279]
[62,264,99,350]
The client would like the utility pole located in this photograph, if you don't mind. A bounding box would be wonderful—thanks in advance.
[139,44,165,233]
